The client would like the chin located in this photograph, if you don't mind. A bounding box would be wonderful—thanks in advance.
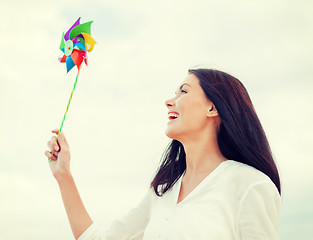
[165,127,181,141]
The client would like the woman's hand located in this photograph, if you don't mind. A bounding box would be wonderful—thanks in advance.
[45,129,71,181]
[45,129,93,239]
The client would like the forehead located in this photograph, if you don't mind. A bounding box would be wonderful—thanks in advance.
[177,73,210,101]
[178,73,200,88]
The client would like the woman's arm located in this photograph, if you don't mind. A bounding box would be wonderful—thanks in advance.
[57,174,93,240]
[76,188,153,240]
[46,129,152,240]
[45,129,92,240]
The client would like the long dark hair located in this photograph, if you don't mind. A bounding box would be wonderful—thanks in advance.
[151,68,281,196]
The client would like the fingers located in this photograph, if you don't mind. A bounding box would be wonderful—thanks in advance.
[47,133,60,161]
[46,140,58,157]
[51,129,61,151]
[51,129,68,149]
[51,135,60,152]
[52,129,60,135]
[47,137,60,153]
[45,150,57,161]
[46,129,70,162]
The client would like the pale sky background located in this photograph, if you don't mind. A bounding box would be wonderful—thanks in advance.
[0,0,312,239]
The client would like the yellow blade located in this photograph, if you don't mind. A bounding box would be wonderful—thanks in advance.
[82,33,96,52]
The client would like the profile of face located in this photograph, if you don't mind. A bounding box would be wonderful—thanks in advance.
[165,73,219,142]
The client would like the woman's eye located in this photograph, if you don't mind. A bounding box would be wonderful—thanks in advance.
[174,89,187,95]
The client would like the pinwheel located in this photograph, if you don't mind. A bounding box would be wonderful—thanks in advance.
[51,18,96,162]
[59,17,96,73]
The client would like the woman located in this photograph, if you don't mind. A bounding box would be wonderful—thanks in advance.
[45,68,281,240]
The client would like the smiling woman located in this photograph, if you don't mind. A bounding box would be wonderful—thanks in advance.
[45,68,281,240]
[152,69,281,197]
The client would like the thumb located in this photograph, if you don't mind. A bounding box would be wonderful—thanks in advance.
[58,131,69,149]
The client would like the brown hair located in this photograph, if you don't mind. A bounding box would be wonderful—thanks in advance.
[151,69,281,196]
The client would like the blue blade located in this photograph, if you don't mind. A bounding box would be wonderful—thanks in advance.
[73,42,86,51]
[66,56,75,73]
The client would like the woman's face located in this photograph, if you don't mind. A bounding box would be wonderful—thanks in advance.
[165,73,214,141]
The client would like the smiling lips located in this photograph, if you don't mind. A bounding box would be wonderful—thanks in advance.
[168,111,179,120]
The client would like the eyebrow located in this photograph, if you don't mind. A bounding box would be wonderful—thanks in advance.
[175,83,191,94]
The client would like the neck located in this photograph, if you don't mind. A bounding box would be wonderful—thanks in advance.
[180,128,227,178]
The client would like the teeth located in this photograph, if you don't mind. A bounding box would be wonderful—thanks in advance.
[168,113,179,119]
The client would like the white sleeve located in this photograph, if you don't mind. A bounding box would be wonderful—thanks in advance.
[78,189,153,240]
[236,181,281,240]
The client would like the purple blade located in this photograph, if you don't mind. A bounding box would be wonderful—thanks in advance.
[76,33,84,39]
[72,38,80,44]
[64,17,81,41]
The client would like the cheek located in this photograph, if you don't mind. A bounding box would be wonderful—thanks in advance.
[177,99,207,124]
[185,110,207,129]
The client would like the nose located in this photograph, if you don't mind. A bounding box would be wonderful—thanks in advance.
[165,97,175,108]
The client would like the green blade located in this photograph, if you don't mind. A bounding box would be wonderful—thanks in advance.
[69,21,93,39]
[59,32,65,50]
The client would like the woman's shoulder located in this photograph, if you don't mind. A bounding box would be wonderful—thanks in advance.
[219,160,281,210]
[222,160,277,193]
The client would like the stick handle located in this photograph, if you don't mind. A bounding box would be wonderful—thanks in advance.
[49,71,80,162]
[59,70,80,133]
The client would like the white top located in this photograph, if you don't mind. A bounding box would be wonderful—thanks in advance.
[78,160,281,240]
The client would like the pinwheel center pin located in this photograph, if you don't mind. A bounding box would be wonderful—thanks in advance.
[64,40,74,56]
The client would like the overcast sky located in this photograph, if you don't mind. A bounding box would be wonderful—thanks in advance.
[0,0,312,239]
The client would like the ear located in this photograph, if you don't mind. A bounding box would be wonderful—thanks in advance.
[207,104,218,117]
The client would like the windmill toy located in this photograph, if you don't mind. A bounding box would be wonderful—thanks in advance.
[51,17,96,161]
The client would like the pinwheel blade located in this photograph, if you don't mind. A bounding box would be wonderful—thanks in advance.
[73,42,86,51]
[76,36,85,44]
[71,49,84,68]
[59,32,65,50]
[72,38,80,44]
[81,33,96,52]
[69,21,93,39]
[59,54,66,63]
[65,17,81,41]
[66,56,75,73]
[79,50,88,65]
